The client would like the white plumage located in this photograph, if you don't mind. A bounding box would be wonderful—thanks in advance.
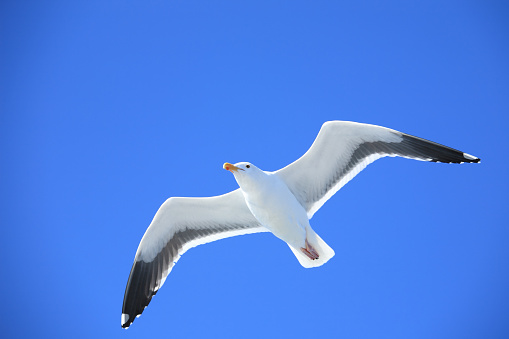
[121,121,480,329]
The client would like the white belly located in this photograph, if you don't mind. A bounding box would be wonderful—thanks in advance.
[242,173,309,248]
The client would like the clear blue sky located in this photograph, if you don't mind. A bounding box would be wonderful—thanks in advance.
[1,1,508,338]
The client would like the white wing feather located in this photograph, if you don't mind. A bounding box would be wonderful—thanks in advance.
[122,189,267,328]
[276,121,479,218]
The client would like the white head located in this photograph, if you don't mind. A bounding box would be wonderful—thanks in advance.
[223,162,266,192]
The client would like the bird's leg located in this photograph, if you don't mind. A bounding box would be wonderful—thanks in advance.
[301,239,319,260]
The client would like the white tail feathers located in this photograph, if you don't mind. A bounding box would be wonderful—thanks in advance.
[288,232,335,268]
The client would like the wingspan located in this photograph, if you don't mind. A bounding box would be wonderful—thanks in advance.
[276,121,480,218]
[121,189,267,328]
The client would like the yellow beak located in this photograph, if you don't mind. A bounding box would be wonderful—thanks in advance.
[223,162,242,172]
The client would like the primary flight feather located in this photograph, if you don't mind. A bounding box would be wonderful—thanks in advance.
[121,121,480,328]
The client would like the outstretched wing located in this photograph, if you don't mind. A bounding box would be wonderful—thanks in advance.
[121,189,267,328]
[276,121,480,218]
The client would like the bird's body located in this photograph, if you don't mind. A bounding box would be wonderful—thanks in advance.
[230,163,334,267]
[241,170,308,247]
[121,121,480,329]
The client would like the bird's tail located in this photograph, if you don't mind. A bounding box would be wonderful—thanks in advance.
[288,231,335,268]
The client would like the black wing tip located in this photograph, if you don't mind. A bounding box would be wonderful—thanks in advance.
[400,134,480,164]
[429,153,481,164]
[122,259,160,330]
[462,153,481,163]
[121,290,158,329]
[121,313,133,329]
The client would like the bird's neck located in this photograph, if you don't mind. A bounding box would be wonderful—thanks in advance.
[237,171,271,196]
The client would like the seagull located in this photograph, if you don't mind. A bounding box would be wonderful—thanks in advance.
[121,121,480,328]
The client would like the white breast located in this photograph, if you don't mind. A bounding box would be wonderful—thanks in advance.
[241,172,308,247]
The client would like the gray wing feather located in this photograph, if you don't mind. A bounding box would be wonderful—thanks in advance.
[276,121,480,218]
[121,189,267,328]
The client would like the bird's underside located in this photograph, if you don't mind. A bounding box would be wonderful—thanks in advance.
[121,120,480,329]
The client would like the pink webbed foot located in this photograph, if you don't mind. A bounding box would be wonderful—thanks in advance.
[300,239,319,260]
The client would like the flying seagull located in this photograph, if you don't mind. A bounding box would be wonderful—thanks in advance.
[121,121,479,328]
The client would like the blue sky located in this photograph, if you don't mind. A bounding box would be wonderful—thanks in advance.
[1,1,508,338]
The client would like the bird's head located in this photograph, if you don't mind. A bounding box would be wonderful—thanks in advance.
[223,162,264,191]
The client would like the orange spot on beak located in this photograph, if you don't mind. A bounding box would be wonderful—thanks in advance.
[223,162,240,172]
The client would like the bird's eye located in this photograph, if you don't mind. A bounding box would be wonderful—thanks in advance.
[246,165,250,168]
